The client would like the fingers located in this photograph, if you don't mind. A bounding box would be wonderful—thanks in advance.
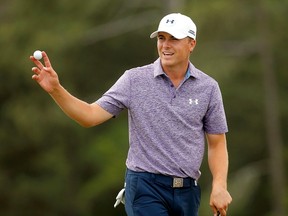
[211,208,226,216]
[32,67,40,74]
[217,208,227,216]
[211,205,229,216]
[32,74,39,81]
[30,51,53,79]
[210,187,232,216]
[210,201,229,216]
[211,205,218,216]
[30,51,52,69]
[42,51,52,68]
[211,204,228,216]
[31,66,41,81]
[211,205,224,216]
[30,55,44,70]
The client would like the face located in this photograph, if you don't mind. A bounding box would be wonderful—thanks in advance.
[157,32,196,70]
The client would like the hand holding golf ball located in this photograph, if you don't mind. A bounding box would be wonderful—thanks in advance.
[30,51,60,93]
[33,50,43,60]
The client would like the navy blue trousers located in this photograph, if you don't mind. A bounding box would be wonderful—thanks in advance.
[125,169,201,216]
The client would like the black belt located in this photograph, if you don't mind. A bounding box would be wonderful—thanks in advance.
[126,169,197,188]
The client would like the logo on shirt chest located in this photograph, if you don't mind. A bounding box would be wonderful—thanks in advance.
[189,99,199,105]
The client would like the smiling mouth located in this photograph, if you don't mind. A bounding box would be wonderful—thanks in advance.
[163,52,174,56]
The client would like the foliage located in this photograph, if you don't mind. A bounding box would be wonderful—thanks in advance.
[0,0,287,215]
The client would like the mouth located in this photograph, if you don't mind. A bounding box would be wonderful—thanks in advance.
[163,52,174,56]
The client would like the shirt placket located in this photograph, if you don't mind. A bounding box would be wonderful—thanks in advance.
[168,82,178,105]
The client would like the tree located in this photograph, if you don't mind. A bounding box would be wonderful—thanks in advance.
[257,1,286,215]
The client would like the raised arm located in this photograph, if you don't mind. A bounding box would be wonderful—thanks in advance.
[30,51,113,127]
[206,133,232,216]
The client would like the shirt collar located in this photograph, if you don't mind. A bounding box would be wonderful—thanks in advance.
[153,58,199,79]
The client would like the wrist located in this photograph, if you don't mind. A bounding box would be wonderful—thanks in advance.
[212,178,227,190]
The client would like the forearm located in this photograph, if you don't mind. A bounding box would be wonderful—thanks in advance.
[208,140,229,188]
[30,51,113,127]
[206,133,232,215]
[50,85,112,127]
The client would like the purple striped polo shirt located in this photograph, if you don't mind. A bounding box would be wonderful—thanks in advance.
[96,58,228,179]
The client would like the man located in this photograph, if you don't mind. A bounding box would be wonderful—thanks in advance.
[30,13,232,216]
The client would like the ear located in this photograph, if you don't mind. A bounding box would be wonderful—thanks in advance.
[189,39,197,53]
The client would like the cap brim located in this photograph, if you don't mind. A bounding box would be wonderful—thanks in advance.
[149,30,186,39]
[150,31,158,38]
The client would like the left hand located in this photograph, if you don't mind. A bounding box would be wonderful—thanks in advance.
[209,184,232,216]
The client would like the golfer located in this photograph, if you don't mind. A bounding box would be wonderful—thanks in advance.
[30,13,232,216]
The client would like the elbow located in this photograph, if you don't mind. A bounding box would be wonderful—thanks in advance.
[80,123,93,128]
[77,119,103,128]
[79,121,97,128]
[76,119,95,128]
[74,104,112,128]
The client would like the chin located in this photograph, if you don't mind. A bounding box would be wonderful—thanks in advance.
[161,59,174,67]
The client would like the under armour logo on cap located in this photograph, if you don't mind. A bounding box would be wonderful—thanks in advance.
[150,13,197,40]
[166,19,175,24]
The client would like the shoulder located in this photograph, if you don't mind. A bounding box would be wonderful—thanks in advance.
[123,62,155,80]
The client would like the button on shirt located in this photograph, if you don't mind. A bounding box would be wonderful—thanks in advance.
[96,58,228,180]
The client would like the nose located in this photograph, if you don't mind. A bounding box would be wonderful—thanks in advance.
[162,39,171,48]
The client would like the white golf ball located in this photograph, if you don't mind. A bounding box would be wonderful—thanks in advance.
[33,50,42,60]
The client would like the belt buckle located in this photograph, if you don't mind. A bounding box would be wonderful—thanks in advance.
[173,177,184,188]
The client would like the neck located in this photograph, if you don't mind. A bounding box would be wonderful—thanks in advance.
[162,63,189,87]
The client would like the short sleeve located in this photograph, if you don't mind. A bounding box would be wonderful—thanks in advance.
[203,83,228,134]
[95,71,130,117]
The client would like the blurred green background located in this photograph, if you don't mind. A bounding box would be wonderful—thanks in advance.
[0,0,287,215]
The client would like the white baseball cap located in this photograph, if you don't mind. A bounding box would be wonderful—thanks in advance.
[150,13,197,40]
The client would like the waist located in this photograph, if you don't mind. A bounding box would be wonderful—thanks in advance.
[126,169,197,188]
